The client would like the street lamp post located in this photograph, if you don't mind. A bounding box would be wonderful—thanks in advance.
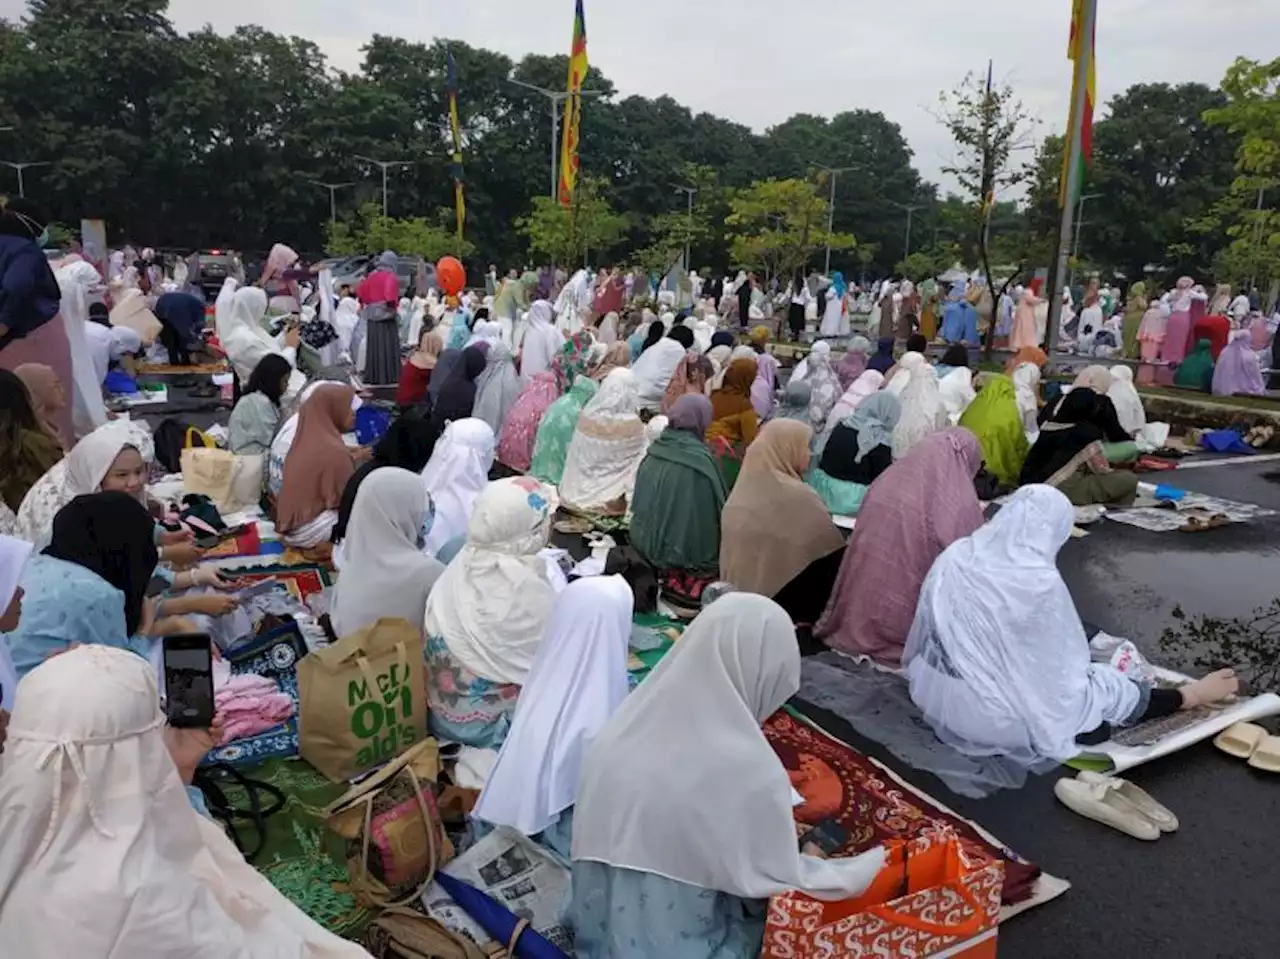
[673,184,698,272]
[353,156,415,217]
[812,165,859,275]
[891,201,924,261]
[308,180,356,224]
[0,160,50,197]
[1069,192,1103,285]
[506,78,604,200]
[1250,185,1268,291]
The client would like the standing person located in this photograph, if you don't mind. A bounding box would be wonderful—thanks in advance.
[737,272,754,332]
[786,271,807,340]
[1121,281,1147,358]
[0,199,72,446]
[519,300,565,384]
[1009,281,1043,351]
[1160,277,1195,366]
[485,264,498,297]
[357,251,403,386]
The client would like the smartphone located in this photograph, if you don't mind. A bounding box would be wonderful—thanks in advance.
[193,524,250,550]
[163,633,216,728]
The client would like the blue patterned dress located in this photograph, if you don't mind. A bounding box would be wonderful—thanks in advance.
[424,633,521,748]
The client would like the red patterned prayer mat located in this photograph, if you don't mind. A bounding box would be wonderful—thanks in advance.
[764,710,1042,907]
[221,563,332,603]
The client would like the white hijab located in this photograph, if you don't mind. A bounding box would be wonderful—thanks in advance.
[886,351,925,396]
[0,535,33,710]
[904,485,1141,770]
[892,364,947,459]
[55,260,109,436]
[334,296,361,355]
[473,575,632,836]
[572,593,885,900]
[0,646,368,958]
[420,418,496,558]
[423,477,556,685]
[330,469,445,639]
[629,337,686,407]
[1011,363,1041,428]
[558,369,647,513]
[217,283,299,393]
[1107,365,1146,435]
[521,301,565,383]
[937,367,976,424]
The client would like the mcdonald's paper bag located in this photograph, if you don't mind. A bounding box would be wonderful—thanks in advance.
[298,617,428,782]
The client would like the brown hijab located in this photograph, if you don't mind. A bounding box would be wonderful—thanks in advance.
[275,385,357,534]
[14,363,68,450]
[591,341,631,382]
[410,331,443,370]
[719,419,846,598]
[710,358,757,421]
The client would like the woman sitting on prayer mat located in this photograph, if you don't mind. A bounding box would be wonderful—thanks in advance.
[905,485,1239,773]
[1173,337,1214,392]
[529,373,600,486]
[662,348,711,414]
[937,365,976,424]
[6,492,158,678]
[804,340,842,432]
[498,332,593,473]
[356,251,404,387]
[750,352,780,419]
[720,420,846,626]
[428,343,487,435]
[15,419,153,547]
[0,369,64,516]
[836,334,871,390]
[772,379,813,428]
[227,353,293,455]
[420,417,495,561]
[1212,330,1266,397]
[0,645,372,958]
[808,392,901,516]
[821,369,885,440]
[631,326,692,410]
[589,340,631,384]
[816,428,985,668]
[933,343,971,380]
[1019,388,1139,507]
[866,336,895,375]
[13,363,69,452]
[559,368,648,516]
[423,477,556,749]
[630,396,727,605]
[570,594,885,959]
[472,341,523,436]
[153,291,207,366]
[214,281,302,395]
[1107,365,1147,436]
[395,329,442,408]
[892,362,947,459]
[266,379,357,498]
[330,468,444,639]
[331,414,439,559]
[706,357,761,489]
[472,574,633,864]
[958,374,1029,488]
[884,349,925,397]
[274,384,359,550]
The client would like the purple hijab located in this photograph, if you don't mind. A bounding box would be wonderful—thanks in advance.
[836,336,870,390]
[1212,331,1266,397]
[750,353,780,419]
[867,337,896,374]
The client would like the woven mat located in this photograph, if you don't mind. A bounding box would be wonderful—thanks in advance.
[139,362,229,375]
[764,709,1069,919]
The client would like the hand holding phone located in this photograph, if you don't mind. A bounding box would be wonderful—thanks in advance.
[163,633,216,728]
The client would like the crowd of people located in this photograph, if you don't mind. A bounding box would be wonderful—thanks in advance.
[0,193,1254,957]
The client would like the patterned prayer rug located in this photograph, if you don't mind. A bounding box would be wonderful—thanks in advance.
[764,709,1052,910]
[221,563,332,603]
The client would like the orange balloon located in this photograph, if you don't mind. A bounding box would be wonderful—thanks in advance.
[437,256,466,295]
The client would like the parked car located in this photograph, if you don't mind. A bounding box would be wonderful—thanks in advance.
[326,254,437,298]
[195,250,246,300]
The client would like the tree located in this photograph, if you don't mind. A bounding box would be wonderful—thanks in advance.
[725,178,855,284]
[632,164,723,276]
[325,202,474,261]
[516,177,627,268]
[935,69,1039,356]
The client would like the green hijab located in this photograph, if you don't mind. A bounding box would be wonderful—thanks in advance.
[1174,339,1214,392]
[958,374,1029,487]
[630,428,728,573]
[530,375,599,485]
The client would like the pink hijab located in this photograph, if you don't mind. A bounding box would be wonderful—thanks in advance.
[496,371,561,472]
[750,353,779,419]
[816,428,985,667]
[260,243,299,286]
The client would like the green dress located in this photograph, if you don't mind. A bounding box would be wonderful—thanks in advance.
[958,375,1030,488]
[530,376,599,485]
[630,430,727,572]
[1174,339,1215,392]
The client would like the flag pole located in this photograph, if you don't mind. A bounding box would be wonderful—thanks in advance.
[1044,0,1097,353]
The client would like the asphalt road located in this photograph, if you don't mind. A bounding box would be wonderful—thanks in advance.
[799,456,1280,959]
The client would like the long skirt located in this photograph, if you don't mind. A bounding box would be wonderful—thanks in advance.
[0,318,75,448]
[787,302,805,339]
[1160,311,1192,365]
[362,314,401,386]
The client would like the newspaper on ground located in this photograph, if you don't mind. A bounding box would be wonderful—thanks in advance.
[421,826,573,952]
[1105,486,1277,532]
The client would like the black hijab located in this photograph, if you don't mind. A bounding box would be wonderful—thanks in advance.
[1019,388,1108,485]
[640,322,665,353]
[430,344,487,429]
[44,492,158,635]
[332,415,442,545]
[867,337,895,374]
[667,325,695,350]
[906,333,929,354]
[710,330,735,350]
[245,353,294,406]
[940,344,970,369]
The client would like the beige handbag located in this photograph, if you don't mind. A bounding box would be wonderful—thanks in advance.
[181,447,264,513]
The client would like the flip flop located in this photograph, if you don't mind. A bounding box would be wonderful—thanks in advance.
[1246,735,1280,773]
[1215,722,1267,759]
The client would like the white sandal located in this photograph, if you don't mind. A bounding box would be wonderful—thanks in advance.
[1077,771,1178,832]
[1054,775,1162,840]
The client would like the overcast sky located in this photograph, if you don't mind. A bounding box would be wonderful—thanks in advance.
[10,0,1280,193]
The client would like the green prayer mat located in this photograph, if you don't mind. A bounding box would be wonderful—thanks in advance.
[211,757,377,938]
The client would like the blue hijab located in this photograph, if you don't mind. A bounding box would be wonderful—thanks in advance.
[867,336,895,374]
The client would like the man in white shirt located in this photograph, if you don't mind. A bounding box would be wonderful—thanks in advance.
[1230,292,1252,324]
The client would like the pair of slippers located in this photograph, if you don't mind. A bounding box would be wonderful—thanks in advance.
[1213,723,1280,771]
[1054,771,1178,841]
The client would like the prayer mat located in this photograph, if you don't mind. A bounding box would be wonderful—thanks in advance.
[213,755,377,938]
[139,361,229,375]
[204,622,308,769]
[764,709,1053,911]
[220,562,332,603]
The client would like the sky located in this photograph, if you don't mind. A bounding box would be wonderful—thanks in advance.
[9,0,1280,194]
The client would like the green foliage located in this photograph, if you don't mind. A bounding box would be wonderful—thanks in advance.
[725,177,855,283]
[896,246,959,282]
[632,164,722,276]
[1160,600,1280,691]
[516,178,627,268]
[324,202,474,261]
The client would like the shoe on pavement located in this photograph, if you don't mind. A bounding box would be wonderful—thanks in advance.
[1076,771,1178,833]
[1053,776,1160,841]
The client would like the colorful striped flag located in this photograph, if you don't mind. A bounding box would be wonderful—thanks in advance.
[1059,0,1096,209]
[558,0,588,208]
[447,47,465,241]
